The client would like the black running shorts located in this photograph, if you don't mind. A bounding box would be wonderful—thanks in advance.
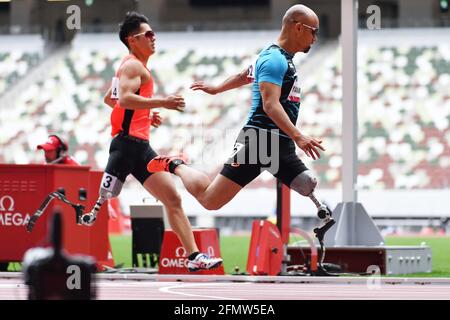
[220,127,309,187]
[105,133,158,185]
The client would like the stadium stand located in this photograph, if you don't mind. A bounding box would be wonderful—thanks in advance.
[1,29,450,194]
[0,51,41,96]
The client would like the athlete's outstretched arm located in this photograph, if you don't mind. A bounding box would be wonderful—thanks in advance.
[260,81,325,160]
[118,59,185,112]
[190,68,252,95]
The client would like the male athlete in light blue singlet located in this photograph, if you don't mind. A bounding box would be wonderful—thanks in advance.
[148,5,332,225]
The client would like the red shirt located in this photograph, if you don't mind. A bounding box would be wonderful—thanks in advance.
[110,54,154,141]
[60,155,80,165]
[42,155,80,165]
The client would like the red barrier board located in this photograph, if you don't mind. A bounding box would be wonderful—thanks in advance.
[246,220,283,276]
[159,228,224,275]
[0,164,112,269]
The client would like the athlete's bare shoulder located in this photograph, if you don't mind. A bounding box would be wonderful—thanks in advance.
[120,58,146,78]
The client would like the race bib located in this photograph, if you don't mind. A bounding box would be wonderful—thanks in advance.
[110,77,120,100]
[229,142,245,159]
[288,73,301,103]
[101,173,119,192]
[246,56,258,81]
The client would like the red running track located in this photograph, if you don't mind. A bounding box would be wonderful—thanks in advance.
[1,274,450,300]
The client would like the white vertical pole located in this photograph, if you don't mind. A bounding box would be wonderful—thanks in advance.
[341,0,358,202]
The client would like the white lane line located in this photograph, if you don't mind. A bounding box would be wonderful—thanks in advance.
[159,282,244,300]
[0,284,26,288]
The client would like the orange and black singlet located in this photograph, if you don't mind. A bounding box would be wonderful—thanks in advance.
[110,54,154,141]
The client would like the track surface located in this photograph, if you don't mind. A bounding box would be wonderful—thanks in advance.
[1,273,450,300]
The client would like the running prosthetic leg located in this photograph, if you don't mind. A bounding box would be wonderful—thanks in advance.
[81,172,123,226]
[26,191,85,232]
[308,192,336,273]
[80,196,106,226]
[308,192,331,220]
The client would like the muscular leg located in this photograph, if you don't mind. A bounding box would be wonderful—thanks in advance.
[173,165,243,210]
[148,129,259,210]
[143,172,199,255]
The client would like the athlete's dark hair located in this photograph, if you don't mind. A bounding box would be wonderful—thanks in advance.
[119,11,149,49]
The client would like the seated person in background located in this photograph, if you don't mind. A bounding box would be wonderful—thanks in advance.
[37,134,128,231]
[37,135,80,165]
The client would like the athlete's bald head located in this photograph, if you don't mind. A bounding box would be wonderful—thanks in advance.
[278,4,319,54]
[282,4,318,27]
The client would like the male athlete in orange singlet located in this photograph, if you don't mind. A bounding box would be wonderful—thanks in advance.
[81,12,222,272]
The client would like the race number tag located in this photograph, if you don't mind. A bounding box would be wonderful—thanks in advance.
[229,142,245,159]
[246,56,258,81]
[111,77,120,100]
[101,173,119,192]
[288,73,301,103]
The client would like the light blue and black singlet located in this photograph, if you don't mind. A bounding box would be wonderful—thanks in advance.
[219,44,308,187]
[244,44,301,139]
